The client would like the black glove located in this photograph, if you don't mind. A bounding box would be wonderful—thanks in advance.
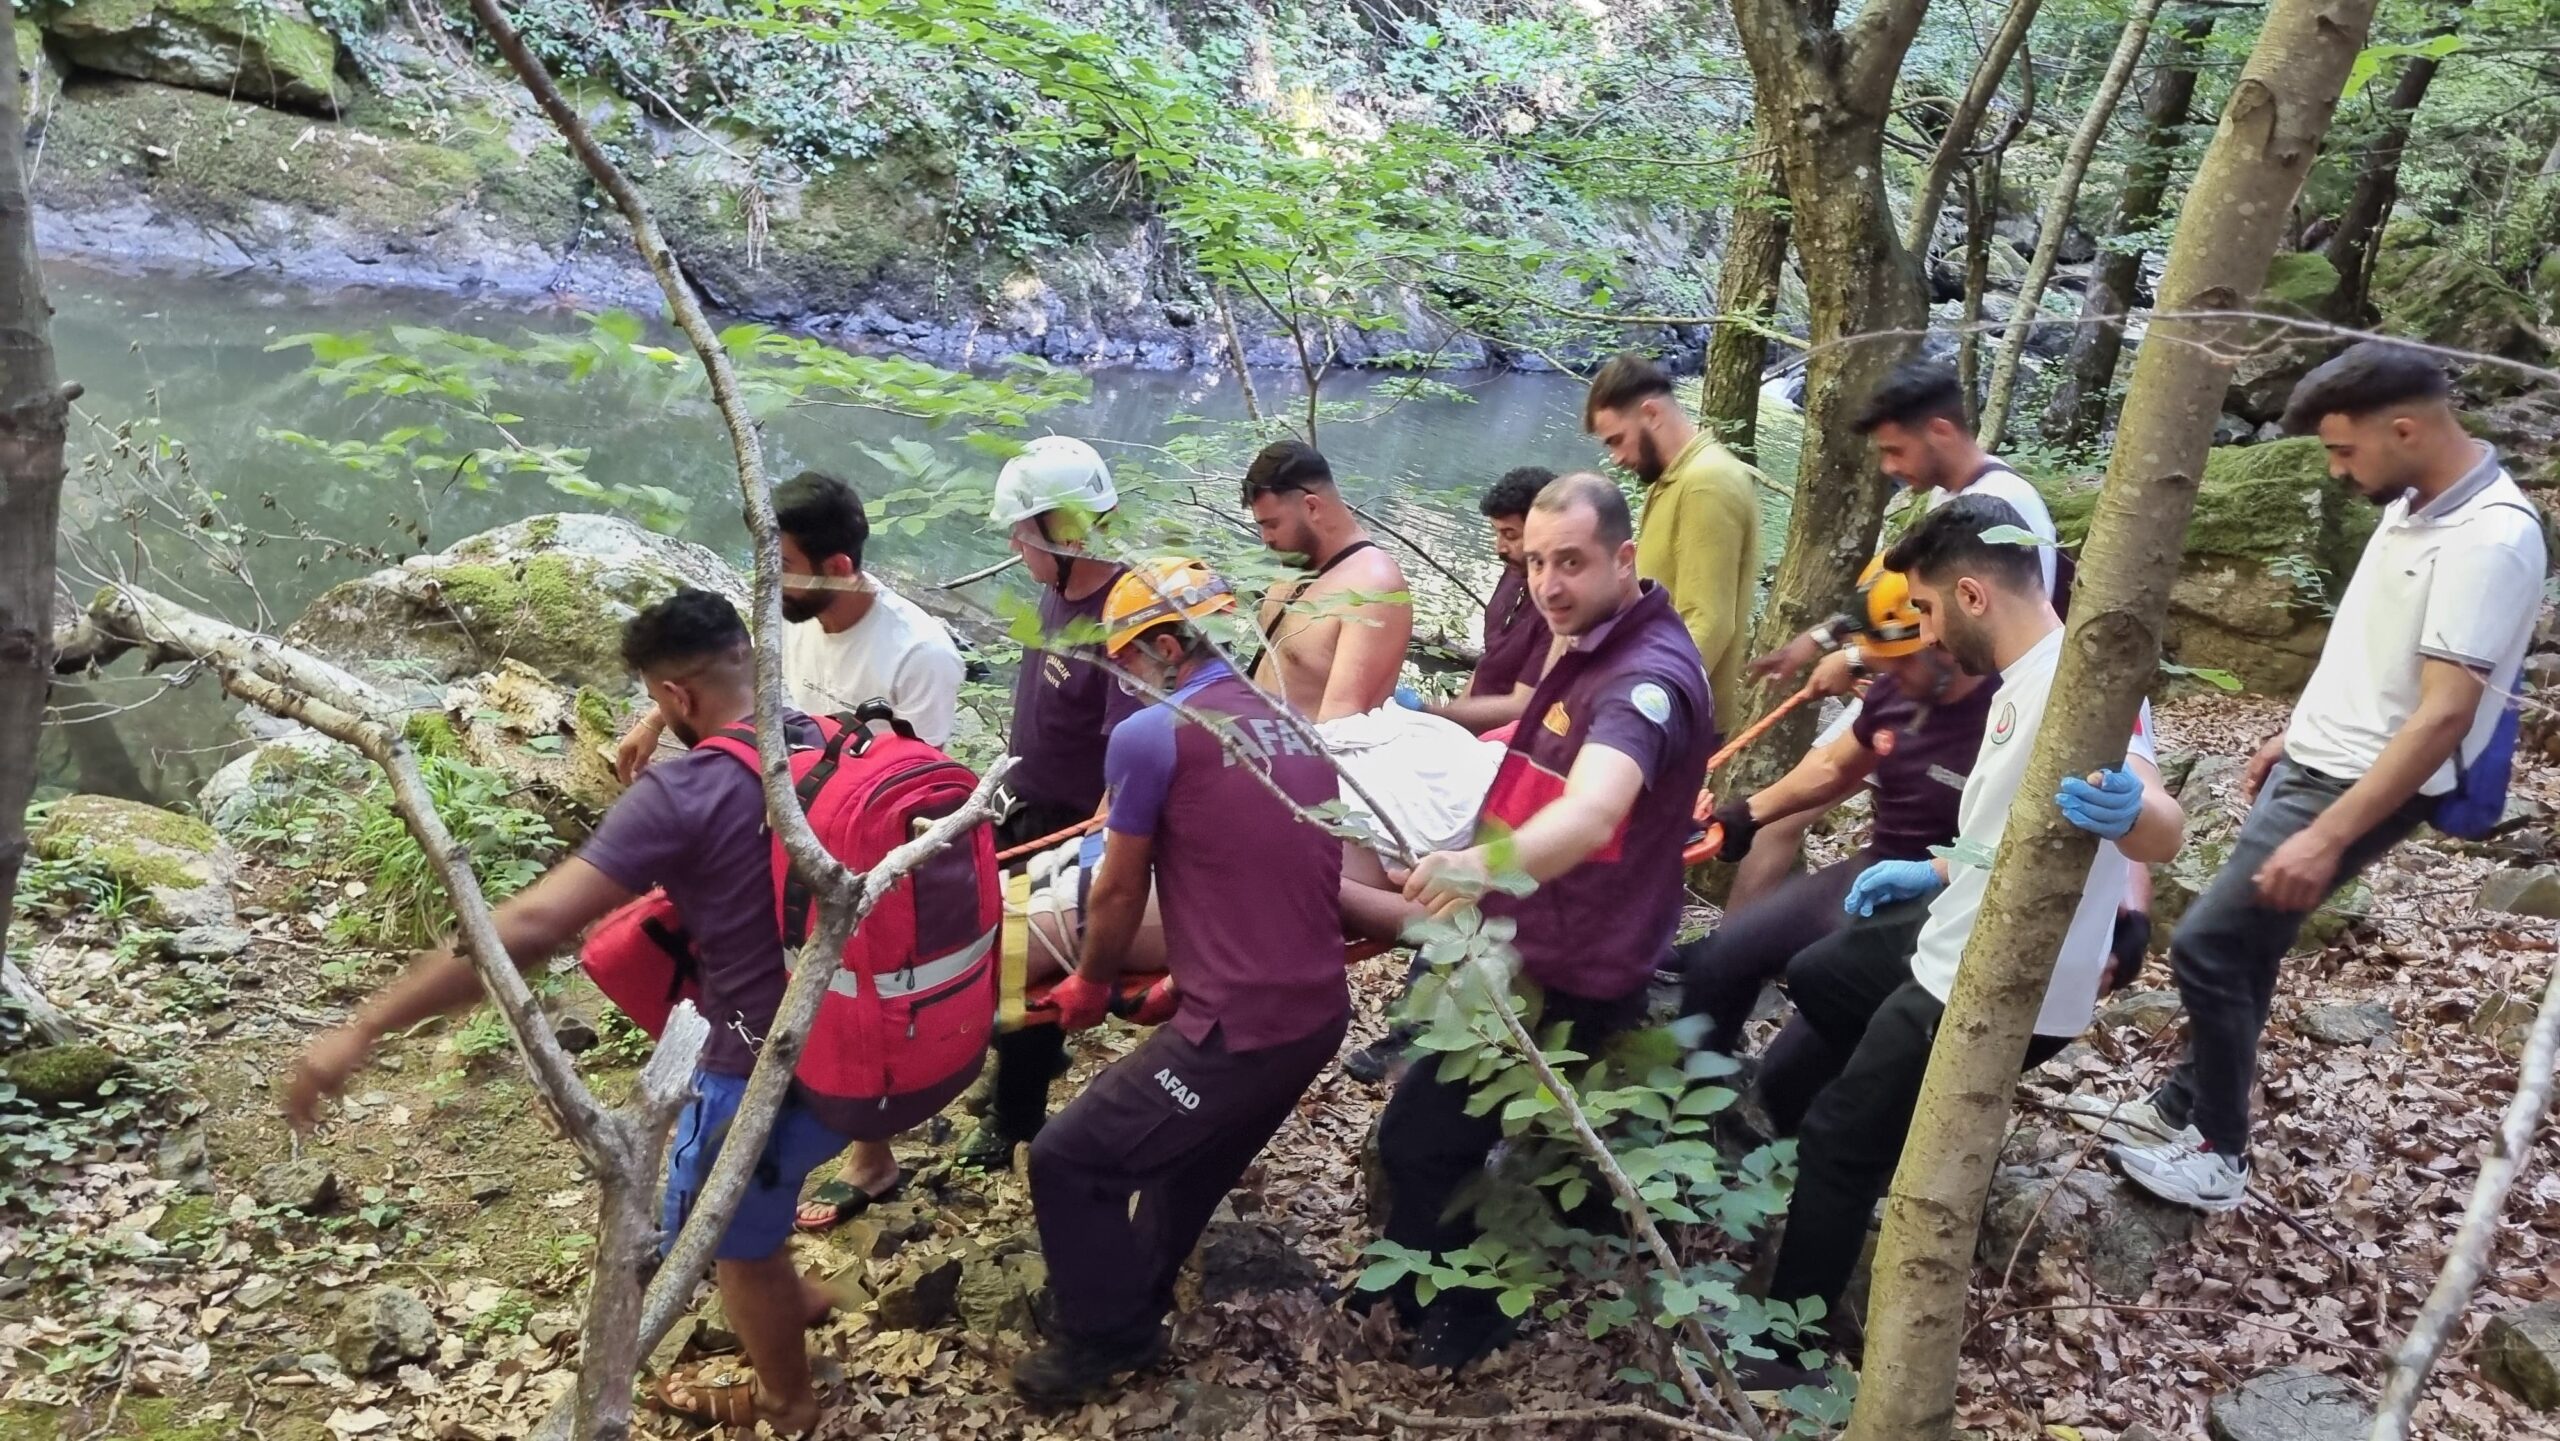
[1713,799,1761,863]
[2106,910,2153,994]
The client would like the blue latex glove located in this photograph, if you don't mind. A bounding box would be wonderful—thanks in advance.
[2058,765,2145,840]
[1392,684,1424,711]
[1842,859,1944,917]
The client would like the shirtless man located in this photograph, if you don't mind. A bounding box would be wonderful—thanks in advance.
[1241,440,1413,722]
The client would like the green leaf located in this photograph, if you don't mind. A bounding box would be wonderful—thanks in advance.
[1353,1259,1408,1292]
[1978,524,2051,549]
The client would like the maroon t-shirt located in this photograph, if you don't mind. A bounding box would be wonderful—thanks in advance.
[1103,662,1346,1050]
[1850,672,2000,863]
[1008,572,1144,816]
[1469,565,1553,698]
[579,712,825,1076]
[1476,583,1715,1000]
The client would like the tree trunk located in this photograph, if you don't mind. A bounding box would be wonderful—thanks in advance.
[1956,154,1998,423]
[0,17,73,945]
[1903,0,2044,257]
[2323,2,2469,323]
[1977,0,2169,449]
[2039,14,2214,449]
[1700,118,1789,465]
[1721,0,1936,800]
[1844,0,2378,1434]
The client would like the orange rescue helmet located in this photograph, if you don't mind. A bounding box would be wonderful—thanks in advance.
[1103,557,1238,657]
[1857,556,1928,658]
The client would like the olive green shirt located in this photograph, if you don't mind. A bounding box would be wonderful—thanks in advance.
[1635,432,1762,731]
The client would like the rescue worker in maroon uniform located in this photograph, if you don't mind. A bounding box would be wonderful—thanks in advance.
[1383,472,1717,1371]
[948,437,1147,1177]
[1413,465,1559,735]
[1014,558,1349,1405]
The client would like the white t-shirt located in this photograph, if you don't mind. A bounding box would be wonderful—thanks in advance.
[2284,451,2544,794]
[781,579,966,746]
[1908,626,2156,1038]
[1926,462,2058,593]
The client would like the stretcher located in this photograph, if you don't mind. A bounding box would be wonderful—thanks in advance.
[1003,683,1821,1027]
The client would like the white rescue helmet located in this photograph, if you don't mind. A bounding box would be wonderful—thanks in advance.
[990,436,1117,533]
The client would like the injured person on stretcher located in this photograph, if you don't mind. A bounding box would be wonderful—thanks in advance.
[1010,698,1506,1000]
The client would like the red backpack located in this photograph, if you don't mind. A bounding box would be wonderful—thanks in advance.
[579,704,1000,1102]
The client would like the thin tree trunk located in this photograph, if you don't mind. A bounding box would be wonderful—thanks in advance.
[1212,284,1264,425]
[1722,0,1937,802]
[2040,14,2214,449]
[1978,0,2169,449]
[2370,950,2560,1439]
[1903,0,2044,256]
[2323,2,2469,323]
[1845,0,2378,1434]
[1957,154,1998,422]
[1700,117,1789,465]
[0,17,73,947]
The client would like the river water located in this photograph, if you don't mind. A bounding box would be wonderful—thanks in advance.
[37,261,1797,806]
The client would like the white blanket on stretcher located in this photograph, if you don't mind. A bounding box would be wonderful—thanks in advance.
[1316,703,1504,857]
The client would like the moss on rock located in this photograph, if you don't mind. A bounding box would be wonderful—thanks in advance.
[2259,251,2341,316]
[32,793,228,899]
[46,0,341,112]
[4,1044,121,1104]
[2376,247,2552,391]
[403,711,463,760]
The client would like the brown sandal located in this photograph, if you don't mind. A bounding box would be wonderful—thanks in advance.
[648,1362,765,1431]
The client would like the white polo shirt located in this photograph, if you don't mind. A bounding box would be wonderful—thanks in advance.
[1908,626,2156,1038]
[2285,447,2544,794]
[781,579,966,746]
[1926,462,2058,594]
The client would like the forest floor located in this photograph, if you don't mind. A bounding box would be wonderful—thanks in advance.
[2,691,2558,1441]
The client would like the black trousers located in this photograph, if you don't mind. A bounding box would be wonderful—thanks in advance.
[1676,856,1867,1054]
[1377,984,1648,1326]
[1763,908,2068,1331]
[1029,1013,1347,1341]
[988,801,1094,1138]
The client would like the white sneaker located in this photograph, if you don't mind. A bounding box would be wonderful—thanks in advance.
[2111,1136,2250,1212]
[2055,1092,2199,1148]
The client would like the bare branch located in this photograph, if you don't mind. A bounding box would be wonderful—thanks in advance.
[2370,940,2560,1438]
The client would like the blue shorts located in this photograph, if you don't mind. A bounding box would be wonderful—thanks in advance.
[661,1070,853,1263]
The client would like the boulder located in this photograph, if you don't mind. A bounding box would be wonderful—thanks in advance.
[2374,245,2554,396]
[253,1157,340,1212]
[2296,1001,2393,1047]
[2478,866,2560,919]
[333,1285,437,1377]
[45,0,340,112]
[1980,1165,2193,1296]
[2472,989,2538,1059]
[954,1238,1047,1335]
[2054,439,2375,697]
[285,514,745,697]
[31,794,237,927]
[199,729,368,837]
[2225,253,2344,424]
[426,660,631,838]
[2206,1366,2371,1441]
[2096,988,2182,1035]
[2482,1300,2560,1410]
[3,1043,121,1103]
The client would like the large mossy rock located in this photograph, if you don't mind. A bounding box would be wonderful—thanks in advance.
[2051,438,2374,695]
[31,794,237,927]
[45,0,340,112]
[285,514,746,697]
[2226,252,2344,424]
[2373,245,2553,395]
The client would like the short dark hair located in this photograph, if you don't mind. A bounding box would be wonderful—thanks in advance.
[1853,359,1969,435]
[773,470,868,571]
[1480,466,1555,521]
[1531,471,1635,550]
[1881,493,2044,596]
[621,586,751,676]
[1582,353,1675,430]
[2280,342,2452,435]
[1242,439,1334,501]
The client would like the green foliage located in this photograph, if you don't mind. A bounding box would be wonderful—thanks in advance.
[236,755,561,948]
[1351,906,1835,1424]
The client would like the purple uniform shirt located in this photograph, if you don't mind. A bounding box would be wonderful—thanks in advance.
[580,712,824,1075]
[1104,659,1347,1050]
[1850,671,2000,863]
[1476,582,1714,1000]
[1468,565,1553,698]
[1009,572,1146,816]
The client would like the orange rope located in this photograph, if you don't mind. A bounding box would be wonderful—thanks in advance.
[996,815,1103,863]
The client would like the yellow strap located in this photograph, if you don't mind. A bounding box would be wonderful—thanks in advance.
[997,871,1033,1031]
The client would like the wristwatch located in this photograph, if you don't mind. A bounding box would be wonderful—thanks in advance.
[1843,644,1870,680]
